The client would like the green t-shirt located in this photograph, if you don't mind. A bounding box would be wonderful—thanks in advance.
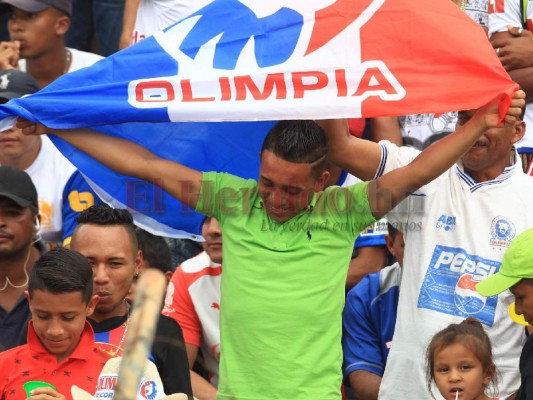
[197,172,375,400]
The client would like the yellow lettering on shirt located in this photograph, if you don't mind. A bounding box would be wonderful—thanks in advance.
[68,191,95,212]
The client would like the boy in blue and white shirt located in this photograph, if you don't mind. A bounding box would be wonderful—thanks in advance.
[342,224,404,400]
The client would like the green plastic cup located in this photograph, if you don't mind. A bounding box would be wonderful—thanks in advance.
[23,381,56,397]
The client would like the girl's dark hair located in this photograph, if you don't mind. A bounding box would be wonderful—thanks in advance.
[28,247,93,303]
[261,120,328,178]
[426,317,498,398]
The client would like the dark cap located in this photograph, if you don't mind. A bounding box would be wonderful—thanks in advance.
[0,166,38,210]
[1,0,72,16]
[0,70,40,103]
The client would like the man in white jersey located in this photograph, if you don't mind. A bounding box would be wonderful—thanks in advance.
[489,0,533,172]
[163,217,222,400]
[325,110,533,399]
[0,0,103,88]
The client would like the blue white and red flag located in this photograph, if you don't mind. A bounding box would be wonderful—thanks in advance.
[0,0,517,237]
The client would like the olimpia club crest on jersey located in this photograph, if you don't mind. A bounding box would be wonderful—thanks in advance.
[139,380,160,400]
[93,374,164,400]
[490,216,516,248]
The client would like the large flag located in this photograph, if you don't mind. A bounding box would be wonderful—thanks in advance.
[0,0,517,238]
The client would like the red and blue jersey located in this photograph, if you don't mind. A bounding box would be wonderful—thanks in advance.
[0,322,111,400]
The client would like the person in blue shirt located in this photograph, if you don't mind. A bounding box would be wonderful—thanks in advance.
[342,223,404,400]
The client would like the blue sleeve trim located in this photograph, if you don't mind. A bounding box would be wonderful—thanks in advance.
[518,147,533,154]
[344,361,384,377]
[355,233,386,248]
[335,169,348,186]
[374,143,388,179]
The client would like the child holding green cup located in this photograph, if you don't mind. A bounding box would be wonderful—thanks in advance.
[0,249,112,400]
[23,381,56,398]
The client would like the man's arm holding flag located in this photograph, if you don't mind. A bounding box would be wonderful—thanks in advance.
[17,126,204,210]
[322,91,526,219]
[16,90,524,221]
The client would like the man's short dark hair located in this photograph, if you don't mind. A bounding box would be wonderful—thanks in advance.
[387,223,400,239]
[28,247,93,303]
[135,228,173,273]
[261,120,329,178]
[75,204,138,251]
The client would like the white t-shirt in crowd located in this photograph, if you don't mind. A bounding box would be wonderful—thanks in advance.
[19,48,103,74]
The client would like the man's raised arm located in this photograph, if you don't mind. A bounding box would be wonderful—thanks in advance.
[17,122,203,210]
[367,90,526,219]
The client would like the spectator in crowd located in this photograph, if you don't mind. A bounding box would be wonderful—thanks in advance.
[342,224,404,400]
[126,227,174,303]
[163,217,222,400]
[69,204,192,397]
[489,1,533,173]
[426,318,498,400]
[0,247,111,400]
[0,0,103,87]
[0,166,43,350]
[476,228,533,400]
[326,102,532,399]
[15,89,525,400]
[136,228,174,278]
[120,0,394,290]
[346,219,388,289]
[66,0,124,57]
[0,69,100,248]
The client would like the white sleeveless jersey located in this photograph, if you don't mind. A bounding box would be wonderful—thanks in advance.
[376,142,533,399]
